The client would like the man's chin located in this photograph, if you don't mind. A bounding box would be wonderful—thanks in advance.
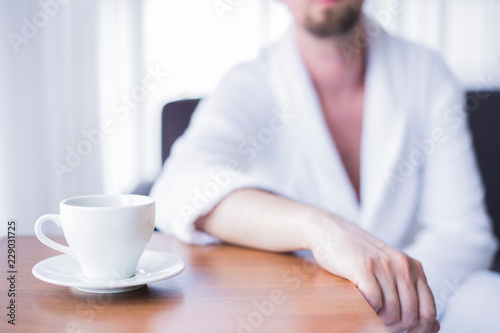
[304,4,361,38]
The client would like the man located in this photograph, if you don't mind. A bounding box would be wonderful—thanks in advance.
[151,0,500,332]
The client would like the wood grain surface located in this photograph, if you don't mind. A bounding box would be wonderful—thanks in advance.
[0,233,387,333]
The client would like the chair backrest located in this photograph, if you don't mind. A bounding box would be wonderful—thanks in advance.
[161,98,201,164]
[467,90,500,271]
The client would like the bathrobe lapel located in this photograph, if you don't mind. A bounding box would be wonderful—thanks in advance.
[359,25,407,234]
[268,28,360,222]
[268,21,408,234]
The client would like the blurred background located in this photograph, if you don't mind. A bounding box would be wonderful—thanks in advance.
[1,0,500,237]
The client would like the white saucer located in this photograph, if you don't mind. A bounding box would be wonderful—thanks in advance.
[32,251,185,293]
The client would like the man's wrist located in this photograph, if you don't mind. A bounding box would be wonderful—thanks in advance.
[302,208,341,251]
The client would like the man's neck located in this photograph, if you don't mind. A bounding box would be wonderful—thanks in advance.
[295,20,366,95]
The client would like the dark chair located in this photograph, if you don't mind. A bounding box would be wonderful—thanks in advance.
[161,99,201,165]
[132,98,200,196]
[467,91,500,272]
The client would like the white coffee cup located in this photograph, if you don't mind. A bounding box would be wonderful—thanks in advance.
[35,194,155,280]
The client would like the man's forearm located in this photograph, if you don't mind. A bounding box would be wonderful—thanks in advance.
[195,188,327,252]
[195,188,439,333]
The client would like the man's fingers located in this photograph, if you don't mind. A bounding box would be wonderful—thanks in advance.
[407,319,440,333]
[356,271,383,312]
[412,277,438,332]
[405,276,438,333]
[374,269,401,326]
[386,274,419,332]
[431,319,440,333]
[383,253,420,332]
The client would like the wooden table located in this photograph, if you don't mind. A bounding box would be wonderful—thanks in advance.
[0,233,387,332]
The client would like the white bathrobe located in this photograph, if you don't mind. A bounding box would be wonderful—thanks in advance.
[151,17,498,318]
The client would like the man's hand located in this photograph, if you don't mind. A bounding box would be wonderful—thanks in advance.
[308,214,439,333]
[197,189,439,332]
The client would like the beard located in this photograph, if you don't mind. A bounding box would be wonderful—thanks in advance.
[304,3,362,38]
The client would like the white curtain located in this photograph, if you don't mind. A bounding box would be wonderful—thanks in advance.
[0,0,142,236]
[2,0,499,237]
[1,0,103,236]
[364,0,500,89]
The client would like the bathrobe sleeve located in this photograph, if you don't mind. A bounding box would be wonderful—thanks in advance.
[150,61,278,245]
[402,53,498,316]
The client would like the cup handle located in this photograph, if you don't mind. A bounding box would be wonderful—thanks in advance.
[34,214,72,255]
